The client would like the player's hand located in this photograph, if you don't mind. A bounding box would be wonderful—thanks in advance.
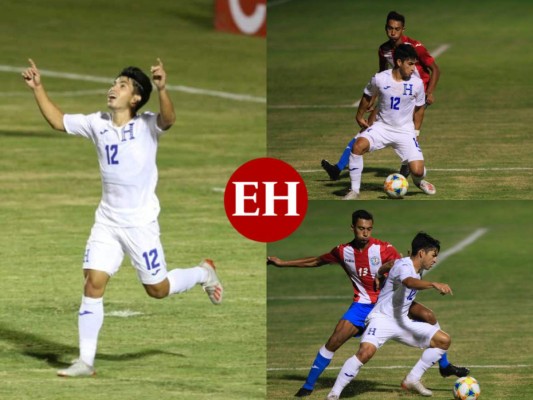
[426,93,435,105]
[22,58,41,89]
[432,282,453,296]
[267,256,283,267]
[356,116,369,130]
[151,58,167,90]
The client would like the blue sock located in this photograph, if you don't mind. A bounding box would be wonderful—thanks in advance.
[336,138,356,170]
[439,352,450,368]
[302,350,333,390]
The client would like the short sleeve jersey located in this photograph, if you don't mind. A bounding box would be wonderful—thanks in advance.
[319,237,400,304]
[368,257,420,319]
[63,111,164,227]
[378,36,435,90]
[364,69,425,132]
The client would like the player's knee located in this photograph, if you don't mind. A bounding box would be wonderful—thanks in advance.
[144,284,168,299]
[433,331,451,350]
[356,343,376,364]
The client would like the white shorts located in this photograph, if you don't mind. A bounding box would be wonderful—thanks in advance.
[83,221,168,285]
[357,121,424,162]
[361,315,440,349]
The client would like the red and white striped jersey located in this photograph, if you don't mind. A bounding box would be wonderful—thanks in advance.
[319,238,400,304]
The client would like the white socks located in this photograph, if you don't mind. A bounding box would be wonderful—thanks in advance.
[406,347,446,382]
[330,355,364,396]
[348,153,364,192]
[167,266,208,295]
[78,295,103,367]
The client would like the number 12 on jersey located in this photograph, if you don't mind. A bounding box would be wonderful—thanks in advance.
[105,144,119,165]
[390,97,400,110]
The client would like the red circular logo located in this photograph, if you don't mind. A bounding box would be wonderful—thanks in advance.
[224,158,308,242]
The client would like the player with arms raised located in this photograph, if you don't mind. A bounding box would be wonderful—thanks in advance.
[22,58,223,377]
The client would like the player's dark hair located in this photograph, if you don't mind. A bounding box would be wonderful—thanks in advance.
[352,209,374,225]
[118,66,152,112]
[411,232,440,255]
[386,11,405,26]
[393,43,418,65]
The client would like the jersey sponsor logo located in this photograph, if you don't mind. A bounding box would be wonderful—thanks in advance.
[383,85,391,90]
[345,258,355,263]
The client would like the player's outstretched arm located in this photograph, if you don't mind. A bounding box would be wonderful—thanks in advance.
[403,277,453,296]
[151,58,176,130]
[22,59,65,131]
[267,256,327,268]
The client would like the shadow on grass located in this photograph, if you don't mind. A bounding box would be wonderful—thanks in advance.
[0,324,184,368]
[281,374,397,397]
[319,167,426,199]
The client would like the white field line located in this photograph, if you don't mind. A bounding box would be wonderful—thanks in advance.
[0,64,265,103]
[106,310,144,317]
[268,363,532,372]
[298,167,533,173]
[428,228,488,272]
[268,227,487,301]
[270,44,451,109]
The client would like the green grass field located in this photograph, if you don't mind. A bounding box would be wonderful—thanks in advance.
[0,1,265,399]
[267,202,533,399]
[267,0,533,199]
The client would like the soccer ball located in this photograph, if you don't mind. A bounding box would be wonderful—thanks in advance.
[453,376,480,400]
[384,173,408,198]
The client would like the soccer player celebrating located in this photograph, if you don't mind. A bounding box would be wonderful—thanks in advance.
[267,210,466,397]
[22,58,223,377]
[326,232,455,399]
[322,10,441,181]
[342,44,436,200]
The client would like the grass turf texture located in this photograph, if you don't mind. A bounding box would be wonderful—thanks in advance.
[0,1,265,399]
[267,201,533,399]
[267,0,533,199]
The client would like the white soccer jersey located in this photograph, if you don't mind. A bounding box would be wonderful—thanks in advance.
[64,112,164,227]
[364,69,425,132]
[367,257,420,319]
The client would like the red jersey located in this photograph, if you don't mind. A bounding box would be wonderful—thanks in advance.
[378,35,435,90]
[319,237,400,304]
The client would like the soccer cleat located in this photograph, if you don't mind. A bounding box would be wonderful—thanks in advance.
[294,387,313,397]
[399,163,411,178]
[200,259,223,305]
[325,393,339,400]
[401,378,433,397]
[415,179,436,195]
[321,159,341,181]
[342,190,359,200]
[57,359,95,377]
[439,363,470,378]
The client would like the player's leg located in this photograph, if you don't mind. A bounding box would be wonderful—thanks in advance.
[343,136,370,200]
[296,302,372,396]
[327,317,388,399]
[409,302,470,377]
[58,224,122,377]
[295,320,358,397]
[321,138,356,181]
[397,320,447,396]
[397,134,436,195]
[127,222,222,304]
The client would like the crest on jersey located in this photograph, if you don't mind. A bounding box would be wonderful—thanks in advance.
[370,256,380,267]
